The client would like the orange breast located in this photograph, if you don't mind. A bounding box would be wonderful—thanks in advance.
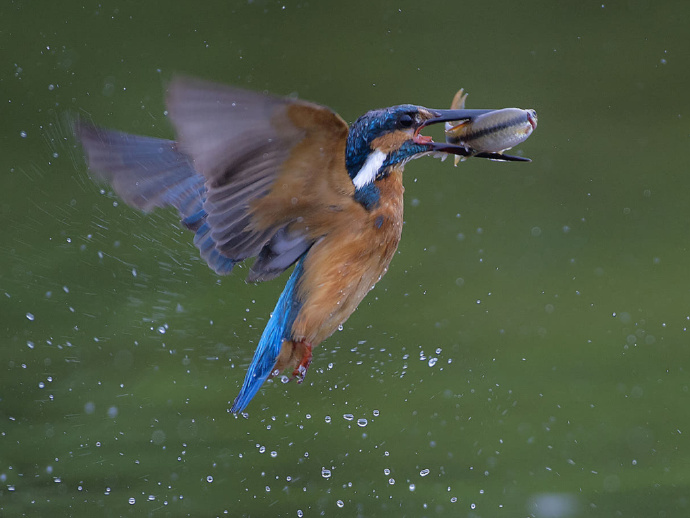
[291,169,405,345]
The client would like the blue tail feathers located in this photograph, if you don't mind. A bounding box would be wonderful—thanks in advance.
[230,257,305,414]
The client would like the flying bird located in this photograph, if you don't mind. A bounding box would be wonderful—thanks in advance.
[77,76,529,413]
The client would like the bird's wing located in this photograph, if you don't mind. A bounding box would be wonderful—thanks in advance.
[77,123,204,214]
[167,77,355,282]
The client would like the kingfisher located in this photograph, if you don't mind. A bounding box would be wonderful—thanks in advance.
[77,76,528,414]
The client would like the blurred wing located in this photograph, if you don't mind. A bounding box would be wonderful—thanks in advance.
[77,123,203,215]
[166,77,352,281]
[77,122,237,275]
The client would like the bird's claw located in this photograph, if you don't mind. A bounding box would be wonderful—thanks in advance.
[289,343,313,384]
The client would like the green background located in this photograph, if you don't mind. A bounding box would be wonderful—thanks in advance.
[2,1,689,516]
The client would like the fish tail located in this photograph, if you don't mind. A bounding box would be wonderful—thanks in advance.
[230,257,305,414]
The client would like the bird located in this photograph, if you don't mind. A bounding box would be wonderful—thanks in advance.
[76,76,526,414]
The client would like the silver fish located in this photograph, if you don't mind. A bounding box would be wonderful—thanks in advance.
[445,89,537,165]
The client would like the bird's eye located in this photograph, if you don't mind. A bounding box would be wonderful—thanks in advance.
[397,113,414,128]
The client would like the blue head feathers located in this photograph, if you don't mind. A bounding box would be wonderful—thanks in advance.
[345,104,423,180]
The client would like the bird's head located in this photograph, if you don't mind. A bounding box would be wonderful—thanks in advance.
[345,104,497,208]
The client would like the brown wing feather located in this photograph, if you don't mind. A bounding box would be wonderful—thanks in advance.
[166,77,354,280]
[248,103,354,236]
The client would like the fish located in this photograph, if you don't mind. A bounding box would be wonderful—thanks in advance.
[444,88,537,165]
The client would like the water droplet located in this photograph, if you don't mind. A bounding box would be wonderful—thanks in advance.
[357,418,368,427]
[409,483,416,491]
[373,409,380,416]
[420,468,430,477]
[336,500,344,508]
[27,341,35,349]
[321,468,331,479]
[128,497,136,505]
[20,130,27,138]
[428,358,438,367]
[324,415,332,423]
[343,414,354,421]
[26,312,35,321]
[157,326,166,334]
[337,324,343,331]
[206,475,213,483]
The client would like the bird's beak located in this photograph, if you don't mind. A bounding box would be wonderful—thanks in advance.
[421,108,495,126]
[413,108,531,162]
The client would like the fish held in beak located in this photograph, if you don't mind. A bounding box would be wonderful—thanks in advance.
[442,89,537,165]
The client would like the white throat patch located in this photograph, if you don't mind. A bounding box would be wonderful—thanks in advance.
[352,150,386,189]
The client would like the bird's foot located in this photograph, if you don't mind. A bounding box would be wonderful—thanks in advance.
[290,342,313,384]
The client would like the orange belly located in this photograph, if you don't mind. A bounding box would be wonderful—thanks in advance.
[291,169,404,345]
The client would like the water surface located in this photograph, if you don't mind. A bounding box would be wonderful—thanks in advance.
[2,1,689,516]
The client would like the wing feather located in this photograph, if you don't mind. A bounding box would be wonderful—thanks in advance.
[166,77,352,279]
[79,76,354,281]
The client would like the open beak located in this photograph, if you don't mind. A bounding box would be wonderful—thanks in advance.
[420,108,495,126]
[414,108,532,163]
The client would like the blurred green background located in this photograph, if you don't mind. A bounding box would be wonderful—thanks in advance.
[2,0,689,516]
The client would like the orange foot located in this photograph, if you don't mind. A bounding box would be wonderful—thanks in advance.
[290,341,313,384]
